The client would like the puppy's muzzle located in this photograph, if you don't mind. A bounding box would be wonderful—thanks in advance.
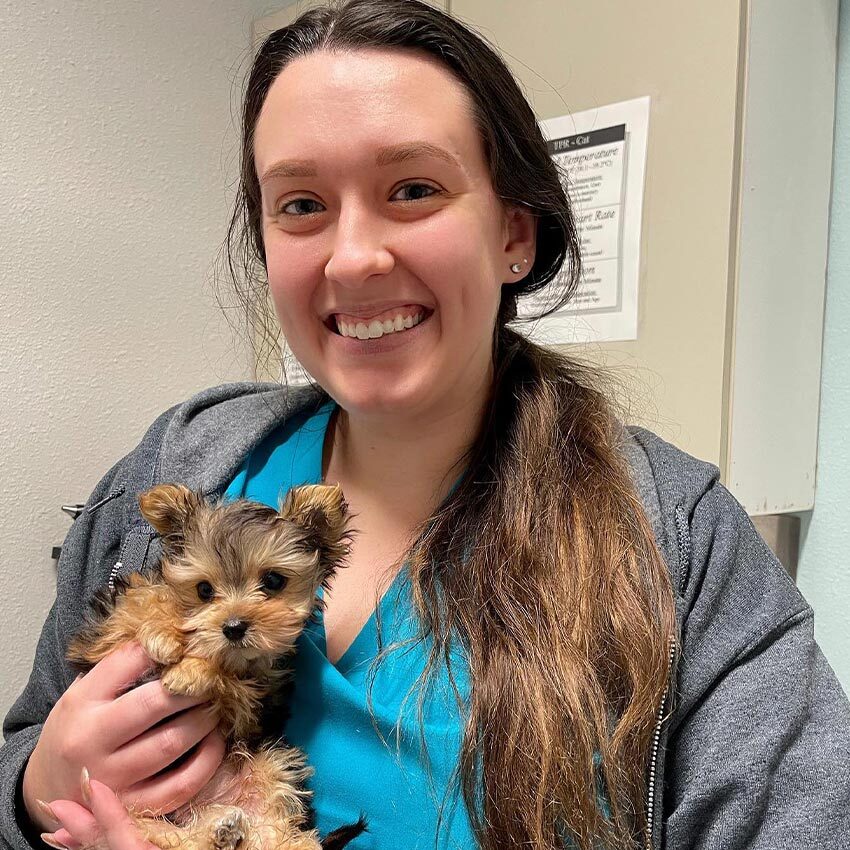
[222,619,250,642]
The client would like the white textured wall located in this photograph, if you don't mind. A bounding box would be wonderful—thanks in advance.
[0,1,273,722]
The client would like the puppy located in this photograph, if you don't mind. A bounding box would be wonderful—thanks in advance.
[67,483,364,850]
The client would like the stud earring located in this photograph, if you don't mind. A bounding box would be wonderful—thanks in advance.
[510,258,530,274]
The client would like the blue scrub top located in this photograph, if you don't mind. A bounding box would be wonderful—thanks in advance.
[224,399,476,849]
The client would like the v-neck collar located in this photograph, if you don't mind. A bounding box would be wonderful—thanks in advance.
[309,568,410,677]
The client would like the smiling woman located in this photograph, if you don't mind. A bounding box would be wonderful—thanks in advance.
[251,48,524,421]
[3,2,850,850]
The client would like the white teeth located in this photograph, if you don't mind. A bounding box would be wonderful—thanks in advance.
[335,310,426,339]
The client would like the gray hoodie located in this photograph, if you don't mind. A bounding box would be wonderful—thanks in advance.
[2,382,848,850]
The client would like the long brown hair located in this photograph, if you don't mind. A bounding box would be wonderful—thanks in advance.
[219,2,679,848]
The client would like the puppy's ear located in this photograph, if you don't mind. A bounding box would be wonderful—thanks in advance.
[138,484,200,542]
[279,484,352,581]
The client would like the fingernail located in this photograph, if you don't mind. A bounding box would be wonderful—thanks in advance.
[80,765,92,805]
[35,799,59,824]
[74,672,84,682]
[40,834,68,850]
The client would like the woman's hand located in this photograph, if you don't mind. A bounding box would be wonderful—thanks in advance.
[41,770,158,850]
[22,641,226,834]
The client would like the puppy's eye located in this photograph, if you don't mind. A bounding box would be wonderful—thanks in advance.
[196,581,215,601]
[260,571,287,593]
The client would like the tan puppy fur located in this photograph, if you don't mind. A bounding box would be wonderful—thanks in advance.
[66,483,356,850]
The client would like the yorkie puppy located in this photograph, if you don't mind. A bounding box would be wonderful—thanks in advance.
[66,482,364,850]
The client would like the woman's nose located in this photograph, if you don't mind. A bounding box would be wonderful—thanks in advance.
[324,203,395,287]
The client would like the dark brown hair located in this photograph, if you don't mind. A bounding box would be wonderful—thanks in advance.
[219,2,678,848]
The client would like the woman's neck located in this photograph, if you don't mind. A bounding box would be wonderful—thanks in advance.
[322,395,484,525]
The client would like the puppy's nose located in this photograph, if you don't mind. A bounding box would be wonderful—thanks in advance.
[222,619,249,641]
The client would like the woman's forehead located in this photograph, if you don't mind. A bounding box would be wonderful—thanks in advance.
[253,48,482,175]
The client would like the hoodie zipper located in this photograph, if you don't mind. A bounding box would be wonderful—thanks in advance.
[107,559,123,592]
[645,635,676,849]
[673,505,692,596]
[645,505,690,849]
[86,485,126,515]
[107,523,158,591]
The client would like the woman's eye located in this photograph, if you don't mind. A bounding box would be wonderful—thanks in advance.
[390,182,441,202]
[276,183,440,216]
[279,198,324,217]
[261,571,288,592]
[196,581,215,602]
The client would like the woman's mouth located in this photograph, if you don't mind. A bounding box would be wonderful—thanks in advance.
[325,305,432,340]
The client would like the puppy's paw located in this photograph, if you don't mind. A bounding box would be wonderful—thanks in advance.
[140,631,184,666]
[160,657,218,697]
[210,807,248,850]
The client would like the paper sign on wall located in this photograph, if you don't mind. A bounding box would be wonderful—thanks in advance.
[515,95,650,344]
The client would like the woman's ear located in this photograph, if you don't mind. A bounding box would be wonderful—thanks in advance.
[502,203,537,283]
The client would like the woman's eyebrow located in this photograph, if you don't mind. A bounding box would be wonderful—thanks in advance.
[259,141,462,184]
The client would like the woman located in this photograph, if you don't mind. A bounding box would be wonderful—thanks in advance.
[4,1,849,849]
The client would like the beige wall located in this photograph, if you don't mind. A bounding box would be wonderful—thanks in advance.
[0,1,270,722]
